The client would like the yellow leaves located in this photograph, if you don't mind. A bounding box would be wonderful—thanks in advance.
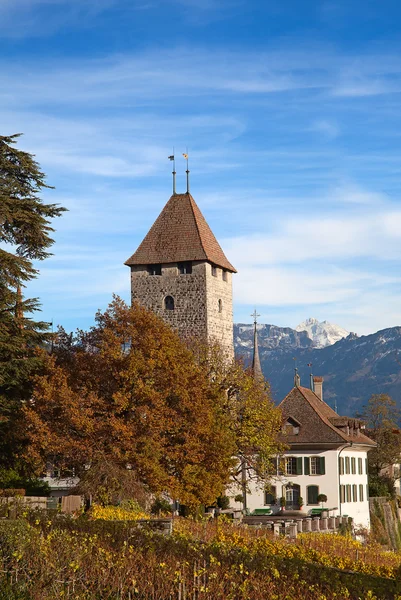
[89,503,150,521]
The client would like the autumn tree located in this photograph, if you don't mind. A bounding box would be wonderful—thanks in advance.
[360,394,401,474]
[0,134,65,467]
[358,394,401,497]
[189,341,284,509]
[22,298,237,507]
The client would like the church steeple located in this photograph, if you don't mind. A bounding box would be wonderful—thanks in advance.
[251,309,263,380]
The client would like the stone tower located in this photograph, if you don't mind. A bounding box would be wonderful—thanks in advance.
[125,192,237,358]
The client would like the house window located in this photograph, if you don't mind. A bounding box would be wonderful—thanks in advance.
[345,457,350,474]
[340,485,346,503]
[178,261,192,275]
[164,296,175,310]
[306,456,325,475]
[351,457,356,475]
[148,264,162,276]
[218,299,223,313]
[222,269,227,282]
[307,485,319,505]
[339,457,344,475]
[365,458,368,475]
[346,484,351,502]
[311,457,320,475]
[211,265,217,277]
[286,457,302,475]
[359,484,364,502]
[352,484,357,502]
[285,483,301,509]
[358,457,363,475]
[264,486,276,505]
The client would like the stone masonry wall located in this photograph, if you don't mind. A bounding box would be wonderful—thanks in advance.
[130,261,234,357]
[205,264,234,359]
[130,262,209,343]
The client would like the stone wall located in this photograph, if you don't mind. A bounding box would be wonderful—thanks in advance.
[369,496,401,549]
[205,264,234,359]
[130,261,234,357]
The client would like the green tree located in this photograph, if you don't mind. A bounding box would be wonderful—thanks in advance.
[0,133,65,467]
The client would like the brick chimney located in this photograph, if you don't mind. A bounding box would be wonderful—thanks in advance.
[313,376,323,401]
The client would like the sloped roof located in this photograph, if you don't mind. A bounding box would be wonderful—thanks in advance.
[278,386,375,446]
[125,192,236,272]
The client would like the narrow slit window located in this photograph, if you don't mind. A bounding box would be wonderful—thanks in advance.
[218,299,223,313]
[222,269,227,282]
[211,265,217,277]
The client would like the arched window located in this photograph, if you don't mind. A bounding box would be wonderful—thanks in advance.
[164,296,174,310]
[285,483,300,509]
[307,485,319,505]
[218,299,222,313]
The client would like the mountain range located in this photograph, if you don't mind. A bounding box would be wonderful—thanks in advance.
[234,319,401,416]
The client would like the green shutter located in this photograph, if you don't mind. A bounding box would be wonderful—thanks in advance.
[319,457,326,475]
[296,457,303,475]
[304,457,310,475]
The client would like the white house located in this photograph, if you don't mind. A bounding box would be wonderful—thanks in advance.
[232,375,376,529]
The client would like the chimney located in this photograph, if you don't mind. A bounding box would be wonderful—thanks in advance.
[313,376,323,401]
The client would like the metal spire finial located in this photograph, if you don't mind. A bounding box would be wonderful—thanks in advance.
[251,309,260,325]
[183,149,189,193]
[168,151,176,194]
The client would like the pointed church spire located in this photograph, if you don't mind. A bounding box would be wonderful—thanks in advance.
[294,367,301,388]
[251,309,263,380]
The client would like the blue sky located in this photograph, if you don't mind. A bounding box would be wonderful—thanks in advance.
[2,0,401,335]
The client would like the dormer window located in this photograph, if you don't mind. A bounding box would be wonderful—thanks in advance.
[178,261,192,275]
[283,417,300,435]
[148,264,162,276]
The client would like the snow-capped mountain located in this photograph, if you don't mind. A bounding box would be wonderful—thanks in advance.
[295,317,350,348]
[234,322,401,415]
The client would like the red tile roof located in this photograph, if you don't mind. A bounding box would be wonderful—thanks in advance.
[278,386,376,446]
[125,192,236,272]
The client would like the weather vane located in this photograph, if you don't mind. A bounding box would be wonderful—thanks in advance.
[168,150,176,194]
[183,149,189,193]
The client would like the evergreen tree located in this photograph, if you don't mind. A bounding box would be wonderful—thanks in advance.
[0,133,65,466]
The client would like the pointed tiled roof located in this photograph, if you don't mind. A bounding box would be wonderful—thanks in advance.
[278,386,376,446]
[252,325,263,380]
[125,193,236,272]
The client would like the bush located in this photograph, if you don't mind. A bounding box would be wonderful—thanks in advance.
[216,495,230,510]
[369,474,395,498]
[151,497,172,515]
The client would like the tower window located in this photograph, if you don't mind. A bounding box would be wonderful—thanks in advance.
[211,265,217,277]
[178,261,192,275]
[164,296,175,311]
[222,269,227,281]
[148,264,162,276]
[218,299,222,313]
